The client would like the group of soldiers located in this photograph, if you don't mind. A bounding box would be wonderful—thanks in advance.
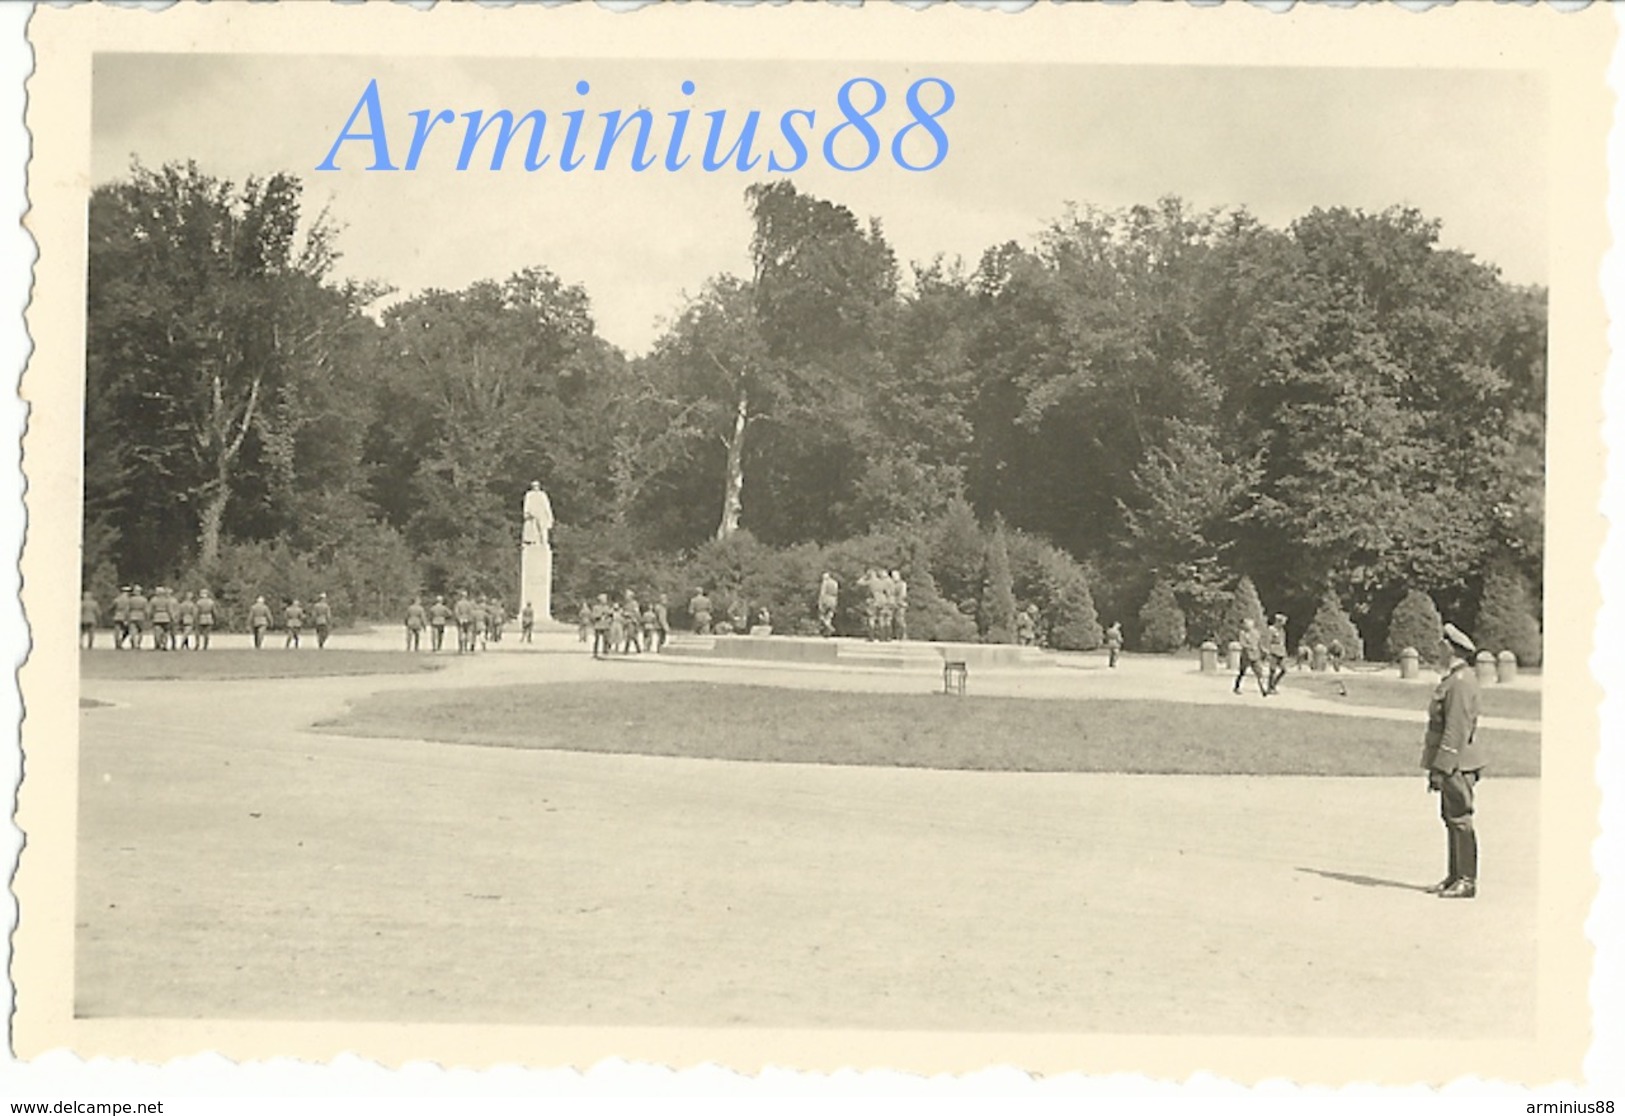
[80,585,334,650]
[1231,612,1345,696]
[403,593,531,652]
[582,591,671,658]
[844,569,910,641]
[682,587,762,638]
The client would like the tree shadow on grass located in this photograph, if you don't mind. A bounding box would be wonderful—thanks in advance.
[1296,867,1431,892]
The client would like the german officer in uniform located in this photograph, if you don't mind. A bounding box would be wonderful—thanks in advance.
[1421,623,1485,899]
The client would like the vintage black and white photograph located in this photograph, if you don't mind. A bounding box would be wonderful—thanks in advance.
[10,0,1616,1091]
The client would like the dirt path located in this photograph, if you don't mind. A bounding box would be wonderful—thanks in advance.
[75,641,1539,1034]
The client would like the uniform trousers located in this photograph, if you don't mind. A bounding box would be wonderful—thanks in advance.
[1439,768,1481,881]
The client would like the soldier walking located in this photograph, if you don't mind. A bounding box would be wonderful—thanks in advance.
[1105,621,1123,668]
[313,593,333,649]
[1233,618,1269,697]
[284,599,305,649]
[429,595,450,652]
[405,595,427,652]
[1264,613,1290,694]
[248,595,272,649]
[521,601,535,643]
[653,594,670,652]
[151,587,176,651]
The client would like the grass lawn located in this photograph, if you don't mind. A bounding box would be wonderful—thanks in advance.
[1271,668,1541,721]
[80,648,445,682]
[318,681,1540,777]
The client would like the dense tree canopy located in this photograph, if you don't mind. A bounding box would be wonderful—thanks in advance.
[83,162,1545,655]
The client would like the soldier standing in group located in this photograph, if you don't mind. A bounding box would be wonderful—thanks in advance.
[284,598,305,649]
[521,601,535,643]
[472,597,489,651]
[1422,623,1486,900]
[80,590,100,649]
[857,569,880,641]
[149,587,173,651]
[405,595,427,652]
[1015,605,1036,647]
[641,601,657,651]
[429,595,450,652]
[890,570,909,641]
[195,588,216,650]
[817,572,840,638]
[577,600,592,643]
[1105,621,1123,668]
[653,593,670,652]
[1233,617,1269,696]
[111,586,131,650]
[591,593,612,659]
[127,585,149,650]
[489,598,505,643]
[176,591,197,651]
[454,592,474,653]
[1264,613,1290,694]
[1296,640,1312,672]
[876,573,897,642]
[313,593,333,649]
[689,587,713,636]
[622,591,643,653]
[248,595,272,649]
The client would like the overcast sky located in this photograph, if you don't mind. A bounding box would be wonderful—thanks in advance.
[92,54,1548,355]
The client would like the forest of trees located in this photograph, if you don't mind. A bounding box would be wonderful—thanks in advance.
[82,160,1547,660]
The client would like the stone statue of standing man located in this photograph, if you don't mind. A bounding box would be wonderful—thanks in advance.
[520,481,555,624]
[522,481,554,547]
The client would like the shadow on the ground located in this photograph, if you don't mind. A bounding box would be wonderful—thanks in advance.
[1295,867,1430,892]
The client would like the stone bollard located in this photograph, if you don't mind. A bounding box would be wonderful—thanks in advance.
[1312,642,1328,671]
[1199,640,1218,673]
[1496,650,1518,684]
[1474,650,1497,684]
[1226,641,1242,672]
[1399,646,1420,680]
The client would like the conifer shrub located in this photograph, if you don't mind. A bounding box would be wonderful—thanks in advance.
[1303,589,1364,660]
[928,498,987,608]
[1385,588,1444,663]
[1220,575,1268,645]
[980,519,1019,643]
[1007,530,1103,650]
[1138,579,1187,652]
[1473,563,1543,666]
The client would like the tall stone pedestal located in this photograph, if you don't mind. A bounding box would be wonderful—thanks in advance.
[521,544,553,623]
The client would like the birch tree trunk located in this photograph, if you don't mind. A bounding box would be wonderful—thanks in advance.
[716,388,748,539]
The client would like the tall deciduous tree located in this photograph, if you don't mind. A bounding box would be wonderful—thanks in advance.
[86,161,363,577]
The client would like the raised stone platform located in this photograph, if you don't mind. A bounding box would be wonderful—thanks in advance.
[660,633,1056,671]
